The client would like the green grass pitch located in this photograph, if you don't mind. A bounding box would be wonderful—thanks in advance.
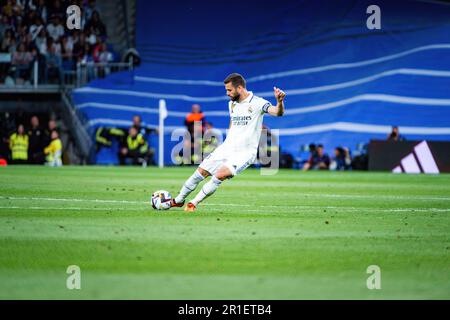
[0,166,449,299]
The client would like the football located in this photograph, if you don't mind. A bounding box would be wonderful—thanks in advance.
[151,190,172,210]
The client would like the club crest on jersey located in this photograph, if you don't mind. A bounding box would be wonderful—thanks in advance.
[248,106,253,113]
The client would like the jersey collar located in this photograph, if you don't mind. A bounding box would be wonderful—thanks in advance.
[239,91,253,104]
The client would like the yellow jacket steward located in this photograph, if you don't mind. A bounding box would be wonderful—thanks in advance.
[44,139,62,163]
[127,134,148,153]
[9,133,29,160]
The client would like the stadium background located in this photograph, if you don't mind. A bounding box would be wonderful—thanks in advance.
[1,0,450,167]
[75,0,450,166]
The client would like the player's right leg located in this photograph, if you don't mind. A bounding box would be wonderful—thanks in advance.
[171,167,211,207]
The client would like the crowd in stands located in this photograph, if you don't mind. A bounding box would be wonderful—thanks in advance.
[0,113,63,166]
[0,0,113,85]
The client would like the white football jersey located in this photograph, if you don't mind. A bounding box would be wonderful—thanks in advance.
[222,91,271,152]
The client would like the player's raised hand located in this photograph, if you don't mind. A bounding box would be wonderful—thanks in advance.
[273,87,286,102]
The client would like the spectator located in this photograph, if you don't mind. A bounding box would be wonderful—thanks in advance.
[98,42,112,63]
[23,32,37,52]
[118,126,153,166]
[47,0,65,21]
[85,10,107,39]
[35,0,47,23]
[28,115,46,164]
[22,5,37,28]
[45,37,62,83]
[72,31,87,63]
[387,126,406,142]
[61,35,73,59]
[9,123,28,164]
[86,26,97,46]
[330,147,352,171]
[44,129,62,166]
[1,29,15,53]
[83,0,98,22]
[29,16,44,40]
[46,16,64,41]
[0,14,12,41]
[34,28,46,54]
[12,42,33,82]
[302,144,330,171]
[2,1,15,18]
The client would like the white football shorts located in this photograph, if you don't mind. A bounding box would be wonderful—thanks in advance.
[199,145,256,177]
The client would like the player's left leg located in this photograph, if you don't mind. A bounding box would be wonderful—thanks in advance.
[185,152,256,212]
[185,165,232,212]
[172,145,227,208]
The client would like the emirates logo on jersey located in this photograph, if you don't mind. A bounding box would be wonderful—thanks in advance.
[231,115,252,126]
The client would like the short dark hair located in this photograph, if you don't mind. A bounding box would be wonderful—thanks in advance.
[223,73,246,88]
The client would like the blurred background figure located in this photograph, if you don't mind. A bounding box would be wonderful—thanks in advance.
[302,144,330,171]
[185,104,206,138]
[9,124,28,164]
[183,104,206,165]
[118,126,153,166]
[387,126,406,142]
[330,147,352,171]
[44,129,62,166]
[28,115,46,164]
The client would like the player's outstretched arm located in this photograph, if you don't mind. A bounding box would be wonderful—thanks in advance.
[267,87,286,117]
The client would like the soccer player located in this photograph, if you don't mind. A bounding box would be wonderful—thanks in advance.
[171,73,286,212]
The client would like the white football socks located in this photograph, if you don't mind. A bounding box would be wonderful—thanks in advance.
[175,170,205,203]
[191,176,223,206]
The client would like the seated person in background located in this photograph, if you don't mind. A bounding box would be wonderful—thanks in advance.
[330,147,352,171]
[44,130,63,167]
[132,115,158,137]
[9,124,29,164]
[302,144,330,171]
[118,126,153,166]
[387,126,406,142]
[132,115,148,136]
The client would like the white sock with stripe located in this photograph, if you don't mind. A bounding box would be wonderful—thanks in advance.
[175,170,205,203]
[191,176,222,206]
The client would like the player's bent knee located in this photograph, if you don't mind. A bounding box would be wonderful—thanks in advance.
[197,167,211,178]
[215,173,232,181]
[215,166,234,181]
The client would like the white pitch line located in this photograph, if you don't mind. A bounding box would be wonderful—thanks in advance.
[0,206,148,211]
[1,196,449,213]
[205,207,450,213]
[0,196,147,205]
[0,196,253,207]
